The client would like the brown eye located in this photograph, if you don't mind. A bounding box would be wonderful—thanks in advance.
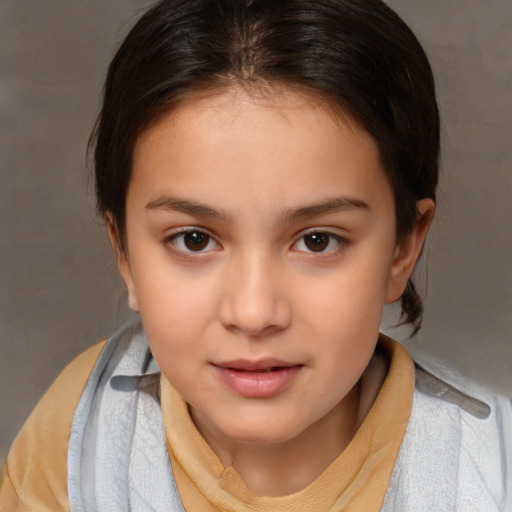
[168,230,219,254]
[304,232,330,252]
[293,231,346,255]
[183,231,210,251]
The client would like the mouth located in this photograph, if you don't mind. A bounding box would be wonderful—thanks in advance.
[232,366,290,373]
[214,358,298,372]
[212,359,303,398]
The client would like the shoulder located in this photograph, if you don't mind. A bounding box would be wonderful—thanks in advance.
[388,361,512,511]
[0,340,106,511]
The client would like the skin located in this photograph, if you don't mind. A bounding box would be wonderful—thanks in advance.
[111,85,434,497]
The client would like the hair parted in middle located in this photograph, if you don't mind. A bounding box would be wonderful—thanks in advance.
[92,0,440,333]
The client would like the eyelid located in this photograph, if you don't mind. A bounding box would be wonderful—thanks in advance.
[163,226,222,255]
[291,228,349,255]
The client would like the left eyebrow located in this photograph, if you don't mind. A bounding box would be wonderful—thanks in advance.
[280,196,370,222]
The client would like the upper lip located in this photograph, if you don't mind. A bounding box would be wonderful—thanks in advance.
[213,358,300,372]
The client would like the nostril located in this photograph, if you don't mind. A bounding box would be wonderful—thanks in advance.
[220,307,291,337]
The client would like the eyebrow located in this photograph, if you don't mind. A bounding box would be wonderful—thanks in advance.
[281,196,370,222]
[145,195,230,220]
[145,194,370,222]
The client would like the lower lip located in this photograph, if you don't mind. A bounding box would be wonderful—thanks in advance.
[214,365,302,398]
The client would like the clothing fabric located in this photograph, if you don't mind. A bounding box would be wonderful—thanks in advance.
[381,365,512,511]
[0,341,106,512]
[1,321,511,511]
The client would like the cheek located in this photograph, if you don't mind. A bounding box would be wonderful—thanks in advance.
[306,279,385,400]
[130,258,220,354]
[132,247,216,311]
[296,261,390,331]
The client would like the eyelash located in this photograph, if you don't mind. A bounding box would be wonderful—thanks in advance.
[164,228,221,255]
[291,229,348,256]
[163,228,348,257]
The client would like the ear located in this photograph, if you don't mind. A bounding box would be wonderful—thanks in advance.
[106,216,140,311]
[385,198,435,303]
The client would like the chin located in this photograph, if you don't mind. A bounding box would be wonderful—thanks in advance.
[220,417,306,445]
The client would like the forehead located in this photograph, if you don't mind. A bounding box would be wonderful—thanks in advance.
[129,85,393,220]
[135,84,370,157]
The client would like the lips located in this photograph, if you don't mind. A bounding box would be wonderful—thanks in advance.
[213,359,302,398]
[215,358,297,372]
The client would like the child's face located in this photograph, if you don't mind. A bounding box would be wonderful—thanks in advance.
[116,86,425,448]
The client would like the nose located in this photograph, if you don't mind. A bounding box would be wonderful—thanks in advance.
[219,252,291,337]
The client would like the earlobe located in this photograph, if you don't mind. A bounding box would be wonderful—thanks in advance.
[106,216,140,312]
[385,198,435,303]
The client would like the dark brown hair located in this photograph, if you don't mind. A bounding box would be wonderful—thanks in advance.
[92,0,440,333]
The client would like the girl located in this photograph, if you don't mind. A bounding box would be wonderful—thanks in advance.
[1,0,510,510]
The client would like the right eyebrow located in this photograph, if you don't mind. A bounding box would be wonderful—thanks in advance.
[145,195,231,221]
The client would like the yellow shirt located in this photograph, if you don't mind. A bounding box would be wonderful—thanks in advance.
[0,335,414,512]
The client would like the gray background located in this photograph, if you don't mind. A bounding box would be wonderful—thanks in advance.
[1,1,511,459]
